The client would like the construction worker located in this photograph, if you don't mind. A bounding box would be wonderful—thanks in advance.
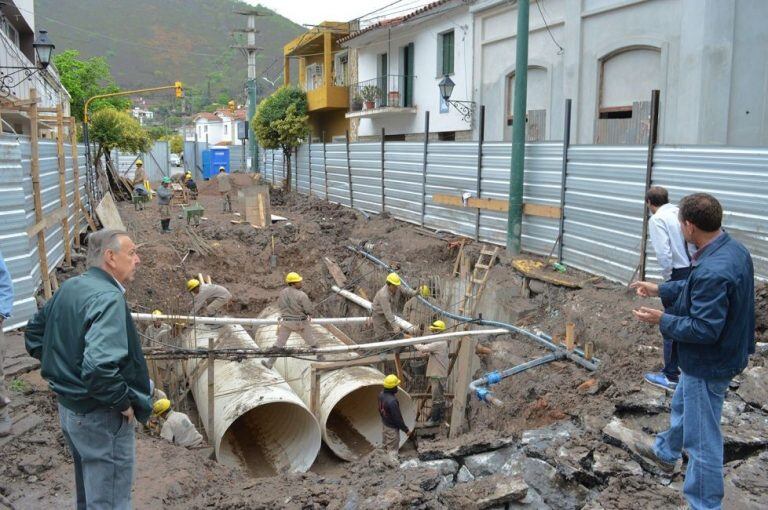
[371,273,416,341]
[414,320,449,426]
[402,284,438,336]
[153,399,203,448]
[184,172,198,196]
[216,167,233,213]
[156,177,173,233]
[187,278,232,316]
[378,374,409,460]
[263,272,320,369]
[133,160,146,187]
[144,310,171,348]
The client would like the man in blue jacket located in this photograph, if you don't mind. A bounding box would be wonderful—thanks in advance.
[632,193,754,510]
[25,229,152,510]
[0,250,14,437]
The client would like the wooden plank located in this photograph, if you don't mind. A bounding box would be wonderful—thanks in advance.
[29,89,52,299]
[565,322,576,351]
[323,257,347,287]
[310,368,320,415]
[78,199,98,231]
[449,336,476,438]
[69,117,81,248]
[56,103,71,266]
[321,323,356,346]
[522,203,561,219]
[244,185,271,228]
[26,206,68,237]
[95,193,126,230]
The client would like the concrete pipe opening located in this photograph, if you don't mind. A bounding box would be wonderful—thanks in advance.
[185,324,322,476]
[250,309,417,461]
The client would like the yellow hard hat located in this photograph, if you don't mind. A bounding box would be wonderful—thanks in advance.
[153,398,171,415]
[186,278,200,291]
[386,272,401,286]
[429,320,446,332]
[383,374,401,389]
[152,309,163,316]
[185,172,192,178]
[419,285,430,297]
[136,159,143,166]
[285,272,303,284]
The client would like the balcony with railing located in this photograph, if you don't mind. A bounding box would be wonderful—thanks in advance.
[302,62,349,112]
[346,75,417,119]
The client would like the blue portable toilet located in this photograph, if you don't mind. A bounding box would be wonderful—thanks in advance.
[201,147,230,179]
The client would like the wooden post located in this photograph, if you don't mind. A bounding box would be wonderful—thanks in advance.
[207,335,215,442]
[56,103,72,266]
[584,341,594,361]
[69,117,82,247]
[474,105,485,241]
[30,90,52,299]
[565,321,576,351]
[449,334,476,438]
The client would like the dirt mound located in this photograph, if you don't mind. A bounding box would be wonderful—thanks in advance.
[755,282,767,342]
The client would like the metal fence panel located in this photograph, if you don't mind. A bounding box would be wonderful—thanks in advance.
[425,142,478,238]
[296,145,310,194]
[350,142,382,213]
[309,143,326,198]
[325,143,351,207]
[383,142,423,225]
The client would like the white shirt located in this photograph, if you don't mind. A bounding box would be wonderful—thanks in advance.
[648,203,691,280]
[160,410,203,448]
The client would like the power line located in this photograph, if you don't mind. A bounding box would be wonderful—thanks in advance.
[536,0,564,55]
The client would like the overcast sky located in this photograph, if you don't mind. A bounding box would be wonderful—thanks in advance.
[247,0,433,27]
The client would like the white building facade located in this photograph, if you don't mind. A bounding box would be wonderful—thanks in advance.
[190,110,246,146]
[343,0,475,141]
[472,0,768,145]
[0,1,70,134]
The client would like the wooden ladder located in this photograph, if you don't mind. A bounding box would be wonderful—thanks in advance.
[458,246,499,317]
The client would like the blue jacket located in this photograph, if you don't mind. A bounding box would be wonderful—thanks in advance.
[25,268,152,423]
[659,232,754,380]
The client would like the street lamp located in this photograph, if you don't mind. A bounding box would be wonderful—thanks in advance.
[438,74,475,124]
[0,29,56,98]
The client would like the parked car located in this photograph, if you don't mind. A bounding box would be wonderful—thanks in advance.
[170,153,181,166]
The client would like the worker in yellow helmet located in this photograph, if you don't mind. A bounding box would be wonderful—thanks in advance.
[378,374,409,459]
[370,272,416,341]
[215,166,233,213]
[133,159,146,187]
[143,309,171,348]
[263,272,320,369]
[153,399,203,448]
[187,278,231,317]
[414,320,449,426]
[402,284,438,336]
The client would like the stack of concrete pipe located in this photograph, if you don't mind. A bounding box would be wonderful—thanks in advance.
[184,315,416,475]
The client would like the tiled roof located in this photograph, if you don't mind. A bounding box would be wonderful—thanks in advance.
[193,112,222,122]
[338,0,453,43]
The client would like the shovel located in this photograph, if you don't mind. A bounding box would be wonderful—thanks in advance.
[270,235,277,268]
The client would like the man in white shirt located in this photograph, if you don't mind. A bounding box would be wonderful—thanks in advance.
[644,186,691,391]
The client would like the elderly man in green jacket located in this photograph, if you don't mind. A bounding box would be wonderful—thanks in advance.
[25,229,151,510]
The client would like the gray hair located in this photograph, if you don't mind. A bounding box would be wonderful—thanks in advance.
[86,229,130,268]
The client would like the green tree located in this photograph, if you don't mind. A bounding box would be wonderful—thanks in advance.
[89,108,151,162]
[53,50,130,121]
[253,86,308,190]
[163,134,184,154]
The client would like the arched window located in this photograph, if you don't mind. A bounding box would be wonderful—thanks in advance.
[504,66,548,141]
[596,47,661,143]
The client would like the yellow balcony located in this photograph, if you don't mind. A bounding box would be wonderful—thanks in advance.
[306,85,349,111]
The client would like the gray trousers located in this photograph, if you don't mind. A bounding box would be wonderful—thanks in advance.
[382,424,400,454]
[58,403,135,510]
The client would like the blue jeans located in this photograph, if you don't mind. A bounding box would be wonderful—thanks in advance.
[662,267,691,381]
[58,403,135,510]
[653,373,730,510]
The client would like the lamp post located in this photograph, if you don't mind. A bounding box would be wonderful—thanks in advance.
[438,74,475,124]
[0,29,56,98]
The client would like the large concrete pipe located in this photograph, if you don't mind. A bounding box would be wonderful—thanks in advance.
[250,308,417,461]
[185,323,321,476]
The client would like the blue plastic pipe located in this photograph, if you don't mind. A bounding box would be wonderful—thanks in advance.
[469,353,563,406]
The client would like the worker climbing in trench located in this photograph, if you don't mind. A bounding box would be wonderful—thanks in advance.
[143,310,171,347]
[262,272,321,369]
[187,278,232,316]
[403,284,438,336]
[152,398,203,448]
[378,374,409,461]
[371,273,416,341]
[414,320,449,427]
[156,177,173,233]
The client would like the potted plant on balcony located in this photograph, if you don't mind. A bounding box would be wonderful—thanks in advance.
[351,93,364,111]
[360,85,380,110]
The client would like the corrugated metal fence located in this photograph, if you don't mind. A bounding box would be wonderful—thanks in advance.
[262,141,768,284]
[111,140,170,181]
[1,135,89,331]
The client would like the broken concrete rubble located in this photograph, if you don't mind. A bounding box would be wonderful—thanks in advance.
[734,366,768,411]
[464,446,518,477]
[591,444,643,479]
[441,474,529,509]
[602,417,677,477]
[520,420,578,460]
[456,465,475,483]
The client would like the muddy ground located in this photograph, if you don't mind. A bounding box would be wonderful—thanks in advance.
[1,175,766,509]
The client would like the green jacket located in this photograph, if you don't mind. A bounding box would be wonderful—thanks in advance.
[25,268,152,423]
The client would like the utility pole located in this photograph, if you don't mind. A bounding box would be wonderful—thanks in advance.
[506,0,530,253]
[233,9,264,173]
